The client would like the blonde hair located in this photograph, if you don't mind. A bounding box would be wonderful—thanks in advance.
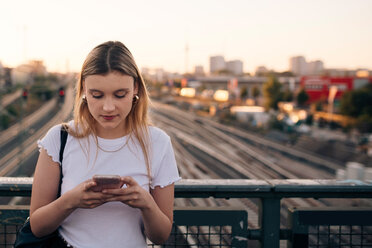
[68,41,152,182]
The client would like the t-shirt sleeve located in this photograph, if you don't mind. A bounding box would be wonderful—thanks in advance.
[37,124,62,165]
[150,135,181,189]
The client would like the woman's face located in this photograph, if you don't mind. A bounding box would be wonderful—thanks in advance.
[84,71,137,139]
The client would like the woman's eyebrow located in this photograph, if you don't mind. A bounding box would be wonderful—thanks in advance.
[88,88,129,93]
[114,88,130,93]
[88,89,103,94]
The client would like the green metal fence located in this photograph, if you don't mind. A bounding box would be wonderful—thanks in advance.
[0,178,372,248]
[288,207,372,247]
[0,205,29,247]
[154,207,248,247]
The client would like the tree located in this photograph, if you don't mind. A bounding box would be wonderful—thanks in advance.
[340,85,372,117]
[263,76,283,110]
[296,87,309,107]
[240,87,248,99]
[252,86,260,98]
[282,89,294,102]
[340,84,372,133]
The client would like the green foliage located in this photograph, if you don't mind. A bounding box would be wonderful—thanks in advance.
[296,87,309,106]
[305,114,313,125]
[240,87,248,99]
[340,84,372,117]
[313,101,323,111]
[197,85,206,93]
[30,81,55,100]
[356,114,372,133]
[268,115,284,130]
[340,84,372,133]
[6,105,19,117]
[282,89,293,102]
[252,86,260,98]
[263,76,283,110]
[0,114,10,130]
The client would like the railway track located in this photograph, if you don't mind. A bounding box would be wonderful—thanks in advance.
[150,101,366,247]
[1,97,367,246]
[0,85,74,177]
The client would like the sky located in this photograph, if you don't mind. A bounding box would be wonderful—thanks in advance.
[0,0,371,74]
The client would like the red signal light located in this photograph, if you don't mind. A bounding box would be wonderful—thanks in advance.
[59,89,65,97]
[22,89,28,99]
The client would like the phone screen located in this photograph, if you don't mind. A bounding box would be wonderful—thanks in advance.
[91,175,122,192]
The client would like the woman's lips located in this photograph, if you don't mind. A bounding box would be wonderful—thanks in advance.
[102,115,116,120]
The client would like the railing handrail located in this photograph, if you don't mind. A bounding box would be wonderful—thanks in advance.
[1,177,372,198]
[1,177,372,248]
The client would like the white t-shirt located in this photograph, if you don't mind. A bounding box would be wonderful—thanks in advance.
[37,121,181,248]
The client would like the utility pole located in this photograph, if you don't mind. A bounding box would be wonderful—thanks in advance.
[185,42,189,75]
[23,25,28,62]
[19,89,28,163]
[184,29,189,75]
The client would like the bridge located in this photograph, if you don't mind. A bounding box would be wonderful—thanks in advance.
[0,177,371,247]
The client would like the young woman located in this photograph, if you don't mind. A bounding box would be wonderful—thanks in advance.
[29,41,180,247]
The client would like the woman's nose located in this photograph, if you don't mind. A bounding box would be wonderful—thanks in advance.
[103,98,115,112]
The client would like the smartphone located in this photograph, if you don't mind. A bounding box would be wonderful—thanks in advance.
[91,175,122,192]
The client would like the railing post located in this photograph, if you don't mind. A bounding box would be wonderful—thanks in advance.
[259,197,281,248]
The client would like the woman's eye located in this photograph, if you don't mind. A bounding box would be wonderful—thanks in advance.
[115,93,127,98]
[92,94,103,99]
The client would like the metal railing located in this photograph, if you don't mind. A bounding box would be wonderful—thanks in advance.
[0,178,371,248]
[288,207,372,247]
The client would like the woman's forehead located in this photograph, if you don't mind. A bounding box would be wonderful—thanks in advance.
[84,72,134,89]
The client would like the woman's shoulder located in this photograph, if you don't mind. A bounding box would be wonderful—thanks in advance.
[45,120,74,137]
[148,126,170,143]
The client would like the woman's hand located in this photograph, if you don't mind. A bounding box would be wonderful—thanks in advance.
[103,176,175,244]
[102,176,155,209]
[63,179,113,210]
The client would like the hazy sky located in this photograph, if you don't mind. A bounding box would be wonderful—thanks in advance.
[1,0,371,74]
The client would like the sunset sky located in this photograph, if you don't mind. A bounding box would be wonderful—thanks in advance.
[1,0,371,74]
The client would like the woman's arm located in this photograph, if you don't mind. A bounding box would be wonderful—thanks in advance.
[30,148,75,237]
[103,176,174,244]
[30,148,110,237]
[142,184,174,244]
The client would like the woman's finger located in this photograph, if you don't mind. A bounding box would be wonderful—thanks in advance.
[84,180,97,191]
[120,176,138,187]
[105,193,137,202]
[103,186,136,195]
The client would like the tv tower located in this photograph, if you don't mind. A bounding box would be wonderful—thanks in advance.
[185,42,189,74]
[23,25,28,62]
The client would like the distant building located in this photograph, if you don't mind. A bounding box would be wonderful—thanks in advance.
[290,56,307,76]
[307,60,324,75]
[226,60,243,75]
[301,76,372,103]
[210,56,226,74]
[11,60,47,85]
[290,56,325,76]
[323,69,356,77]
[141,67,150,77]
[194,65,205,76]
[11,64,33,85]
[155,68,165,82]
[28,60,47,76]
[3,68,12,87]
[255,66,269,76]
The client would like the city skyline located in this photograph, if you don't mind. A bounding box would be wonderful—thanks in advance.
[1,0,371,74]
